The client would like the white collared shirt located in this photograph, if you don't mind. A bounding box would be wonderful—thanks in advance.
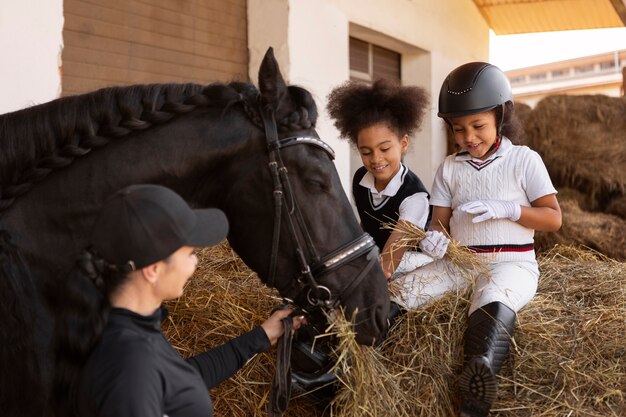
[358,164,430,229]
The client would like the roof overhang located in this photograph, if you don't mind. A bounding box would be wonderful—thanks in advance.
[473,0,626,35]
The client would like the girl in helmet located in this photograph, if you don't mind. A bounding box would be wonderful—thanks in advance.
[395,62,561,417]
[327,78,433,281]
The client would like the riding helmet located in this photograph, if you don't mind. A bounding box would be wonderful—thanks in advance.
[437,62,512,119]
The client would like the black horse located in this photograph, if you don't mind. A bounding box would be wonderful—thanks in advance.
[0,48,389,416]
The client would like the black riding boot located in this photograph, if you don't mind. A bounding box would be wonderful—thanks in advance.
[459,302,516,417]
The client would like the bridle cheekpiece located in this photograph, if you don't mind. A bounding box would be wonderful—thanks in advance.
[258,100,379,313]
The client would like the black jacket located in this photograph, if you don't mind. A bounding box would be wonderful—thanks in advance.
[80,307,270,417]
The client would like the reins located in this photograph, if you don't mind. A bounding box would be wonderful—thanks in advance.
[258,101,379,416]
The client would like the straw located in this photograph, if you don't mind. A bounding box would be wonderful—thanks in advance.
[162,243,625,416]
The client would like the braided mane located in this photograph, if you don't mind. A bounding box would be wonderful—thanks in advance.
[0,82,258,213]
[0,80,318,214]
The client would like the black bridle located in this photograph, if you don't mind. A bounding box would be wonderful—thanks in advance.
[259,104,379,313]
[259,103,382,417]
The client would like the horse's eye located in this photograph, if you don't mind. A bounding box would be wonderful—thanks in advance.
[306,179,327,192]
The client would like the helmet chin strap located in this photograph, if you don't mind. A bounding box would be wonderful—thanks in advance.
[482,103,506,157]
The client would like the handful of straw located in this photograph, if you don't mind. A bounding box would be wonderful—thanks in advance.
[381,220,490,280]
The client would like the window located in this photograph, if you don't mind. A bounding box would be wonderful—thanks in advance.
[551,68,569,78]
[349,37,401,83]
[574,64,594,74]
[599,60,616,70]
[529,72,547,81]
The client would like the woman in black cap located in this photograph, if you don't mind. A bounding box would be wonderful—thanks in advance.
[51,184,304,417]
[393,63,561,416]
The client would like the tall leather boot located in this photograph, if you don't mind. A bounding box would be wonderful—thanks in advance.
[459,302,516,417]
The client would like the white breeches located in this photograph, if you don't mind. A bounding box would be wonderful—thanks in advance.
[393,250,435,274]
[391,258,539,315]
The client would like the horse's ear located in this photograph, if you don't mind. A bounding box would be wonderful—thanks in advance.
[258,47,289,112]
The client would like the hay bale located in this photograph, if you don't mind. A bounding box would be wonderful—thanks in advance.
[535,191,626,261]
[605,194,626,220]
[163,243,625,417]
[501,246,625,416]
[330,245,626,416]
[554,187,594,211]
[514,101,532,128]
[523,95,626,205]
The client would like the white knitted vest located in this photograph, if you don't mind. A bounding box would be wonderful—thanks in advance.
[444,145,537,262]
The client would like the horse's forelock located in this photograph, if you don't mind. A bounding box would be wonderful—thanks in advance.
[274,86,318,133]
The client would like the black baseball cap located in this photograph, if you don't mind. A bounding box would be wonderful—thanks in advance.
[91,184,228,269]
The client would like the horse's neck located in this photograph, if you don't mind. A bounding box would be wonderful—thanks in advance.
[62,112,255,198]
[4,112,260,281]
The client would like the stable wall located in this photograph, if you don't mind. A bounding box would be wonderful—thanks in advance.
[0,0,64,114]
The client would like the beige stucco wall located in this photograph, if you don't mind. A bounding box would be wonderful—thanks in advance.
[0,0,64,114]
[248,0,489,194]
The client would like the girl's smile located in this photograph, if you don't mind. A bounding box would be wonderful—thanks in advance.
[357,123,408,191]
[450,111,498,160]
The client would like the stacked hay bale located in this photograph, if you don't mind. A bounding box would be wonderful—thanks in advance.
[533,187,626,260]
[163,243,625,417]
[523,94,626,260]
[524,95,626,205]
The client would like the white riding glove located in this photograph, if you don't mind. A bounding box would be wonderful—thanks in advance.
[418,230,450,259]
[459,200,521,223]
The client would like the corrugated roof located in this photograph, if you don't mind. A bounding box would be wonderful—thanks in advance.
[473,0,626,35]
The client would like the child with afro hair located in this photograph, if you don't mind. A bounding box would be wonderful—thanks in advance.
[327,78,433,280]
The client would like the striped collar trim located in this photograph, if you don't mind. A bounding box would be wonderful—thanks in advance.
[466,156,500,171]
[368,192,390,210]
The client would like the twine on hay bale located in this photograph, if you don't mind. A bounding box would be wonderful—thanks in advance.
[163,242,625,417]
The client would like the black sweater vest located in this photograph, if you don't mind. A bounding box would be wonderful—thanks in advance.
[352,166,431,251]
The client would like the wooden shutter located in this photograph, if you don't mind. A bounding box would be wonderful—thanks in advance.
[61,0,248,96]
[349,37,401,83]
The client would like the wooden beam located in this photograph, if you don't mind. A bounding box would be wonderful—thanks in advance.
[610,0,626,26]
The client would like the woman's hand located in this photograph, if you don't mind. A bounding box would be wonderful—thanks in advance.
[261,308,306,346]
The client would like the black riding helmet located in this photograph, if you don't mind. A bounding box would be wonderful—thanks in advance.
[438,62,512,119]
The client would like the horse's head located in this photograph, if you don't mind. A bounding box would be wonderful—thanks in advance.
[224,48,390,345]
